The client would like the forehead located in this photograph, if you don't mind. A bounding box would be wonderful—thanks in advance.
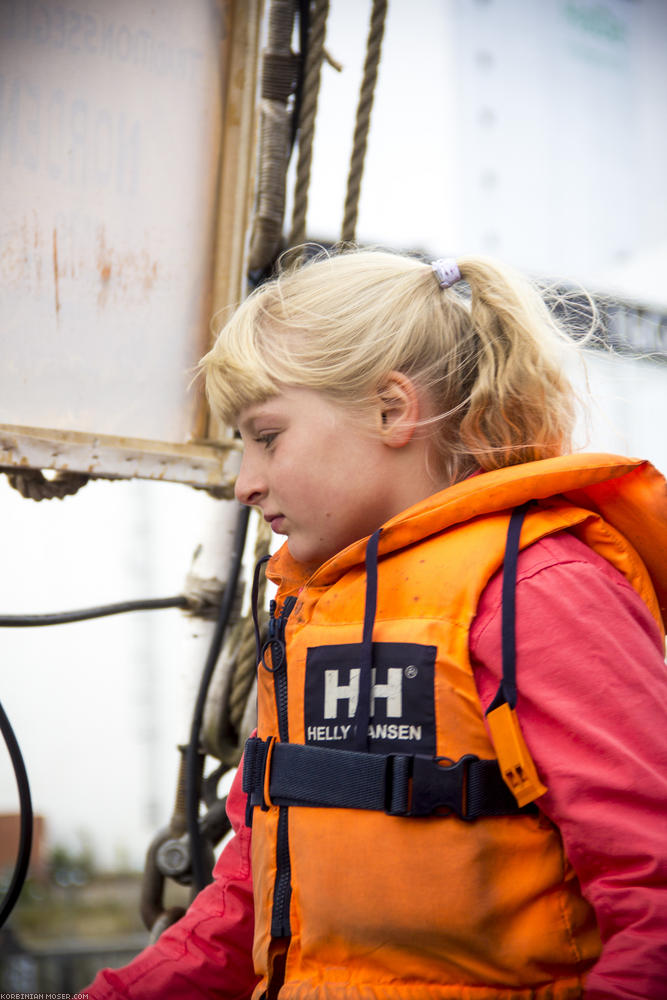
[237,387,358,436]
[237,397,285,432]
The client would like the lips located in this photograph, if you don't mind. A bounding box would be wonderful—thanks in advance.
[265,514,286,533]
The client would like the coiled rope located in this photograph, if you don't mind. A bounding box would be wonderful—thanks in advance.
[248,0,299,271]
[5,468,89,501]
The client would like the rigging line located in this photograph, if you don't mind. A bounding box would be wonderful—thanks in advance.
[341,0,388,244]
[288,0,330,251]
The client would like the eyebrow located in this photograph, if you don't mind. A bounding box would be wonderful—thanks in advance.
[238,407,282,436]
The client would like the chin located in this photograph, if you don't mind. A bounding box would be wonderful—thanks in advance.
[287,538,315,564]
[287,538,330,569]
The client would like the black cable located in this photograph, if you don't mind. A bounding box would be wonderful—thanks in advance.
[186,504,251,892]
[0,516,250,905]
[0,519,250,917]
[0,701,33,928]
[0,596,189,627]
[0,595,192,926]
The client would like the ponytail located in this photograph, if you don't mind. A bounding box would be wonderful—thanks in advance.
[450,256,577,478]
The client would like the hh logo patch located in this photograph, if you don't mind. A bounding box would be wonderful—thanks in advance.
[304,642,436,753]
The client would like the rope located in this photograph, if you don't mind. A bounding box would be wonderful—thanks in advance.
[341,0,388,244]
[5,468,89,501]
[183,568,226,621]
[288,0,330,253]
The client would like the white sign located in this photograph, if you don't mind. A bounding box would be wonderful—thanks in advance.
[0,0,229,446]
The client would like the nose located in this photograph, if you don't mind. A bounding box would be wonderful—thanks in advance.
[234,451,266,507]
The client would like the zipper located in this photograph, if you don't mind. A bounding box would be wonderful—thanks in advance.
[268,595,296,938]
[271,807,292,937]
[267,595,296,741]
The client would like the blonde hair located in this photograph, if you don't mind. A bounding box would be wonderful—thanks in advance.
[201,247,581,484]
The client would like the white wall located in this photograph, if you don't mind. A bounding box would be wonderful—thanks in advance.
[1,478,226,869]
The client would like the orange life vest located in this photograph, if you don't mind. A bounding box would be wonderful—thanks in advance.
[248,454,667,1000]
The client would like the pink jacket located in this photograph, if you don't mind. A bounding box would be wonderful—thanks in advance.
[87,531,667,999]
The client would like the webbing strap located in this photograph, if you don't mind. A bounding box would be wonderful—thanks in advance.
[243,736,535,820]
[487,504,529,714]
[353,529,381,751]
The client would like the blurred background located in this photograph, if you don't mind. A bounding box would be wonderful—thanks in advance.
[1,0,666,986]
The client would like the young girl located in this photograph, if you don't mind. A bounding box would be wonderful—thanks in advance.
[89,249,667,1000]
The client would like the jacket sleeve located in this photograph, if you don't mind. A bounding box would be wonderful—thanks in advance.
[86,762,259,1000]
[470,531,667,1000]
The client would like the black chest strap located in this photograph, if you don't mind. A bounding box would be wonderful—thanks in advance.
[242,736,536,821]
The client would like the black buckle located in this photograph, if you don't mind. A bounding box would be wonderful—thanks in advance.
[242,737,272,824]
[387,753,479,819]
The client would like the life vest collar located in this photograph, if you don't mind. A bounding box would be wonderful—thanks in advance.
[266,454,666,624]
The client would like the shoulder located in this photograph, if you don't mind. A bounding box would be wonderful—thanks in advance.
[470,529,666,719]
[472,529,662,650]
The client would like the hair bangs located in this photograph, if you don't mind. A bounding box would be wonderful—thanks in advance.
[200,290,284,426]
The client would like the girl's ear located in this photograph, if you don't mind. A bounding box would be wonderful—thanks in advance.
[377,371,421,448]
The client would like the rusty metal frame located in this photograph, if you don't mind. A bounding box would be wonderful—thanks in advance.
[0,424,241,495]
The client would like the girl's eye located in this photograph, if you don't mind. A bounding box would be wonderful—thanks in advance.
[255,432,278,449]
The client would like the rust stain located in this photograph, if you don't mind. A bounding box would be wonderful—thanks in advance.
[32,212,42,282]
[97,227,112,277]
[52,229,61,316]
[97,226,113,306]
[94,225,159,306]
[143,260,158,292]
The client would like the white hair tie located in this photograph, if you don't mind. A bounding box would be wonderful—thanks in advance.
[431,258,461,289]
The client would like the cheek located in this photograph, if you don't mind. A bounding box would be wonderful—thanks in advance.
[274,460,316,506]
[296,471,329,509]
